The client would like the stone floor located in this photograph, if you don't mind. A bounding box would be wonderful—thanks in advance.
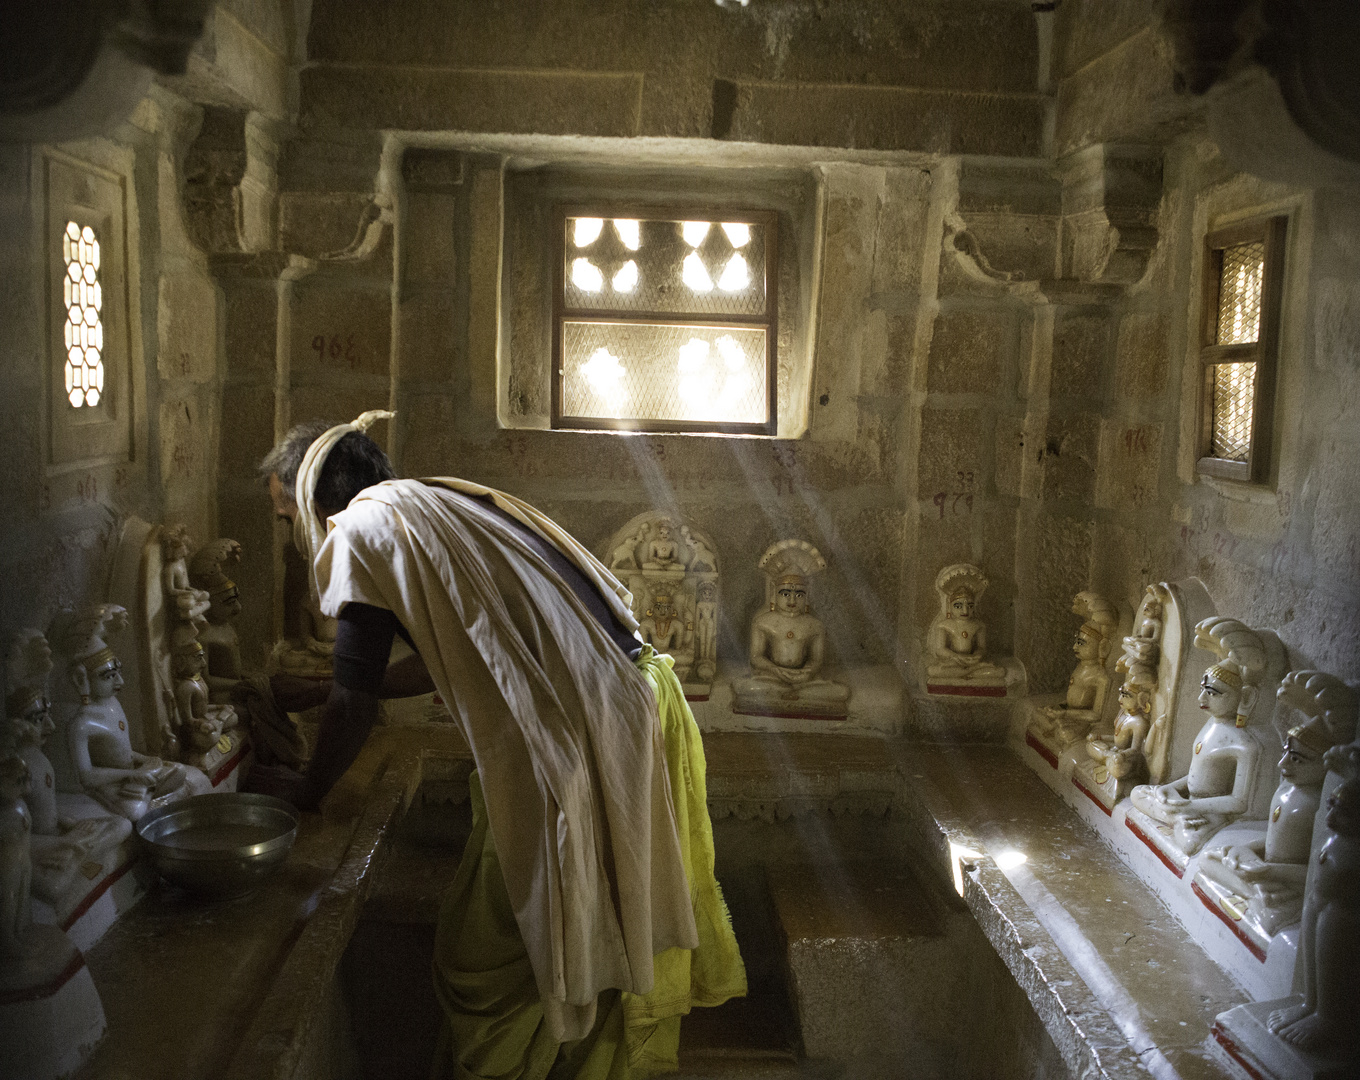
[70,727,1248,1080]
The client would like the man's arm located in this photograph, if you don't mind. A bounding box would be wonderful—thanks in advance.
[295,682,383,810]
[379,651,436,699]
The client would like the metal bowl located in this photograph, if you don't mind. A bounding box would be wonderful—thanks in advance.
[136,792,300,898]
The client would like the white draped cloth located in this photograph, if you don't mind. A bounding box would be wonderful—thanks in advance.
[311,477,698,1041]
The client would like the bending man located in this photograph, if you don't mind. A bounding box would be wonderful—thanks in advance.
[252,414,745,1079]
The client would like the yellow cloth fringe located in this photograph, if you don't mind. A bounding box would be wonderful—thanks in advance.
[432,647,746,1080]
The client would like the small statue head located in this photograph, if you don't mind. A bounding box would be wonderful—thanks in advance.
[657,524,671,541]
[773,574,809,615]
[70,647,124,704]
[1198,662,1257,727]
[190,539,243,624]
[1073,622,1104,661]
[162,523,192,561]
[648,590,676,618]
[947,587,976,620]
[172,643,207,679]
[5,686,54,749]
[697,580,717,604]
[1117,664,1156,717]
[1279,724,1330,787]
[1324,756,1360,838]
[1193,617,1266,728]
[0,753,31,803]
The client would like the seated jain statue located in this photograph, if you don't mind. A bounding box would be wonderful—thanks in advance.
[189,538,245,701]
[1199,671,1358,938]
[925,564,1005,683]
[1033,592,1117,745]
[1130,617,1266,857]
[57,605,205,822]
[171,641,238,764]
[6,632,129,905]
[0,754,33,961]
[1267,740,1360,1060]
[1086,661,1157,787]
[642,523,684,571]
[733,540,848,717]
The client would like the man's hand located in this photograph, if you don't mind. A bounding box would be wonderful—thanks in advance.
[242,763,319,811]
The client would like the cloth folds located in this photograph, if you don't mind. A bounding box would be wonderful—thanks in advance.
[313,478,697,1040]
[433,648,746,1079]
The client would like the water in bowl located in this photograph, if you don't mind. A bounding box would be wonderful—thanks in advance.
[159,822,281,851]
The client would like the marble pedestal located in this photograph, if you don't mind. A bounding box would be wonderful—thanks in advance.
[0,925,106,1080]
[1212,1000,1356,1080]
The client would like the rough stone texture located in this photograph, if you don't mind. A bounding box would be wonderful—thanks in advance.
[926,308,1015,394]
[719,83,1046,156]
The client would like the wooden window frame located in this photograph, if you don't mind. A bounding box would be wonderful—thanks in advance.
[551,203,779,436]
[1196,215,1287,483]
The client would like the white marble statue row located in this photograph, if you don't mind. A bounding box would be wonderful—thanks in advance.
[1016,580,1359,1077]
[0,524,259,1019]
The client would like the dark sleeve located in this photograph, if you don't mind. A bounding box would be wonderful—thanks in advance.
[333,603,407,693]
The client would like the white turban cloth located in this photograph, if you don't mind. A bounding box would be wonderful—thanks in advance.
[293,409,395,607]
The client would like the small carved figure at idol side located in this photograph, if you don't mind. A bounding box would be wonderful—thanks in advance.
[161,524,211,624]
[189,538,244,702]
[55,605,208,822]
[1266,739,1360,1059]
[5,631,130,906]
[608,528,646,572]
[642,523,683,571]
[681,525,717,573]
[694,580,718,683]
[926,564,1005,683]
[1200,671,1358,939]
[0,754,33,960]
[732,540,848,717]
[1129,617,1266,857]
[1032,591,1117,746]
[1086,661,1157,787]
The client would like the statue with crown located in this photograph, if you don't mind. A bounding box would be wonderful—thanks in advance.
[732,540,849,719]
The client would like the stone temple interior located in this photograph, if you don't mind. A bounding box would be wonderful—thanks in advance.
[2,2,1360,1079]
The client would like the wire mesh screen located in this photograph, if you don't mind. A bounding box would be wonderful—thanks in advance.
[563,216,767,317]
[1216,242,1265,345]
[1211,362,1256,461]
[561,321,768,425]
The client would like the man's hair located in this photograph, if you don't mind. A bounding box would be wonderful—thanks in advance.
[260,420,396,512]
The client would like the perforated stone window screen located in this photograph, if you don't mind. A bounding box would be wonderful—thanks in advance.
[553,208,777,434]
[1197,217,1286,483]
[62,221,105,408]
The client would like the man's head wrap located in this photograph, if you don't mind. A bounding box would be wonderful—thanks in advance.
[293,410,394,604]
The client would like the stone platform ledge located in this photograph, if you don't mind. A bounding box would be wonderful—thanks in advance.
[72,721,472,1080]
[892,742,1245,1080]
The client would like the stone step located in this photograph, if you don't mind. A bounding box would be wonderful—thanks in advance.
[767,858,954,1070]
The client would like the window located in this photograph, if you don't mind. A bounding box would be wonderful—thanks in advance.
[62,221,105,408]
[1196,216,1287,482]
[552,207,778,434]
[44,148,131,467]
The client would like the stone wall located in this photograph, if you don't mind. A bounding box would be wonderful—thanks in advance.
[0,88,228,651]
[6,0,1357,726]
